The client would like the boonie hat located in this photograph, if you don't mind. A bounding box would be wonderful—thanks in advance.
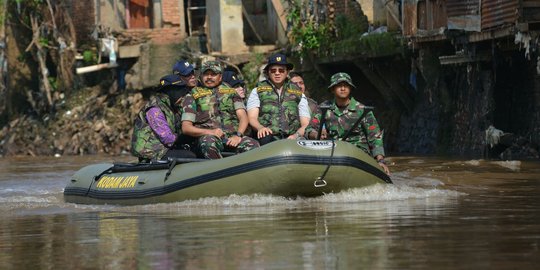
[328,72,356,89]
[264,53,294,71]
[158,74,184,90]
[172,60,194,76]
[201,61,223,74]
[222,71,244,87]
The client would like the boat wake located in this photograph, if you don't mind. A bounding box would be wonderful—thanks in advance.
[1,171,464,216]
[126,172,464,214]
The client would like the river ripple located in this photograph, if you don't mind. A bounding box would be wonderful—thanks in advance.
[0,155,539,269]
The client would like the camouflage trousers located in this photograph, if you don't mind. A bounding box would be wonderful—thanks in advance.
[197,135,260,159]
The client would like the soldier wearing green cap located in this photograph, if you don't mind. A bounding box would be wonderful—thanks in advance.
[180,61,259,159]
[307,72,390,175]
[246,53,311,145]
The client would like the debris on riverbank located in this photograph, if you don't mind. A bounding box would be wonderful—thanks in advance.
[0,86,145,157]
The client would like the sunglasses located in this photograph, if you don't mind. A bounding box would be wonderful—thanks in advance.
[269,68,286,74]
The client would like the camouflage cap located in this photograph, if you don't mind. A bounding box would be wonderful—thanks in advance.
[328,72,356,89]
[201,61,223,74]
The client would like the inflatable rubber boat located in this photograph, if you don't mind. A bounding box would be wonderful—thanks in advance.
[63,140,392,205]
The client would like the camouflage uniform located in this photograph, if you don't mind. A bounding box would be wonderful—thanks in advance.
[307,97,320,119]
[256,80,304,139]
[307,72,385,158]
[131,93,181,160]
[181,84,259,159]
[307,97,385,157]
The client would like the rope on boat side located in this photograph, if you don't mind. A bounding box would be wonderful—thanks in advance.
[314,137,335,187]
[164,158,177,182]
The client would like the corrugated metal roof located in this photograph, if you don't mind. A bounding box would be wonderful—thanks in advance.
[447,0,481,31]
[447,0,480,17]
[403,0,447,37]
[481,0,519,30]
[403,0,530,40]
[446,0,520,31]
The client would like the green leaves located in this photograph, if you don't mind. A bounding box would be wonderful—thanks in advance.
[286,1,331,56]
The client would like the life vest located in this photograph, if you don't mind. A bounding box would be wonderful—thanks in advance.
[191,84,241,135]
[256,80,302,135]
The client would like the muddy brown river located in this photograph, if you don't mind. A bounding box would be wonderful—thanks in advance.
[1,155,539,269]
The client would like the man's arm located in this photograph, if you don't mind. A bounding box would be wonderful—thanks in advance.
[289,95,310,138]
[146,107,176,146]
[182,120,224,138]
[247,90,272,138]
[225,108,249,147]
[236,109,249,136]
[180,93,223,138]
[248,107,272,139]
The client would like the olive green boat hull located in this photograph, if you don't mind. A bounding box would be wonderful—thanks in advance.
[64,140,391,205]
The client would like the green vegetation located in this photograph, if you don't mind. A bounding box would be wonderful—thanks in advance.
[329,32,402,57]
[286,1,332,56]
[82,50,97,64]
[286,1,402,58]
[241,53,265,91]
[6,0,76,117]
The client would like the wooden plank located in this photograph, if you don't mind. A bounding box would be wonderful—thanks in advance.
[385,2,403,29]
[354,62,400,109]
[270,0,288,31]
[355,61,414,112]
[242,5,263,43]
[373,64,414,112]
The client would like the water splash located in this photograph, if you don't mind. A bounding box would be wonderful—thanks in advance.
[1,166,464,216]
[492,160,521,171]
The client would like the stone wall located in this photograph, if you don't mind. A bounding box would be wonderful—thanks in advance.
[395,45,540,159]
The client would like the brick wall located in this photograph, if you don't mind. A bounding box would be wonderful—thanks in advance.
[162,0,182,27]
[124,28,184,44]
[156,0,184,43]
[69,0,185,45]
[70,0,96,45]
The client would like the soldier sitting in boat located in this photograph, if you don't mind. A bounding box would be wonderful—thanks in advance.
[222,70,247,102]
[289,71,320,119]
[131,74,196,162]
[180,61,259,159]
[173,59,198,91]
[222,70,254,137]
[306,72,391,175]
[246,53,310,145]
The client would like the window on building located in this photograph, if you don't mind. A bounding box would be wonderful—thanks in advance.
[128,0,153,29]
[185,0,206,35]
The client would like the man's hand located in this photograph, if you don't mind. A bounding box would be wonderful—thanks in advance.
[378,162,390,176]
[257,126,272,139]
[226,135,242,147]
[308,129,328,140]
[210,128,224,138]
[375,155,391,175]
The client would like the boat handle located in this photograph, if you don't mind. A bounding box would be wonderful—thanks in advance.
[314,177,327,187]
